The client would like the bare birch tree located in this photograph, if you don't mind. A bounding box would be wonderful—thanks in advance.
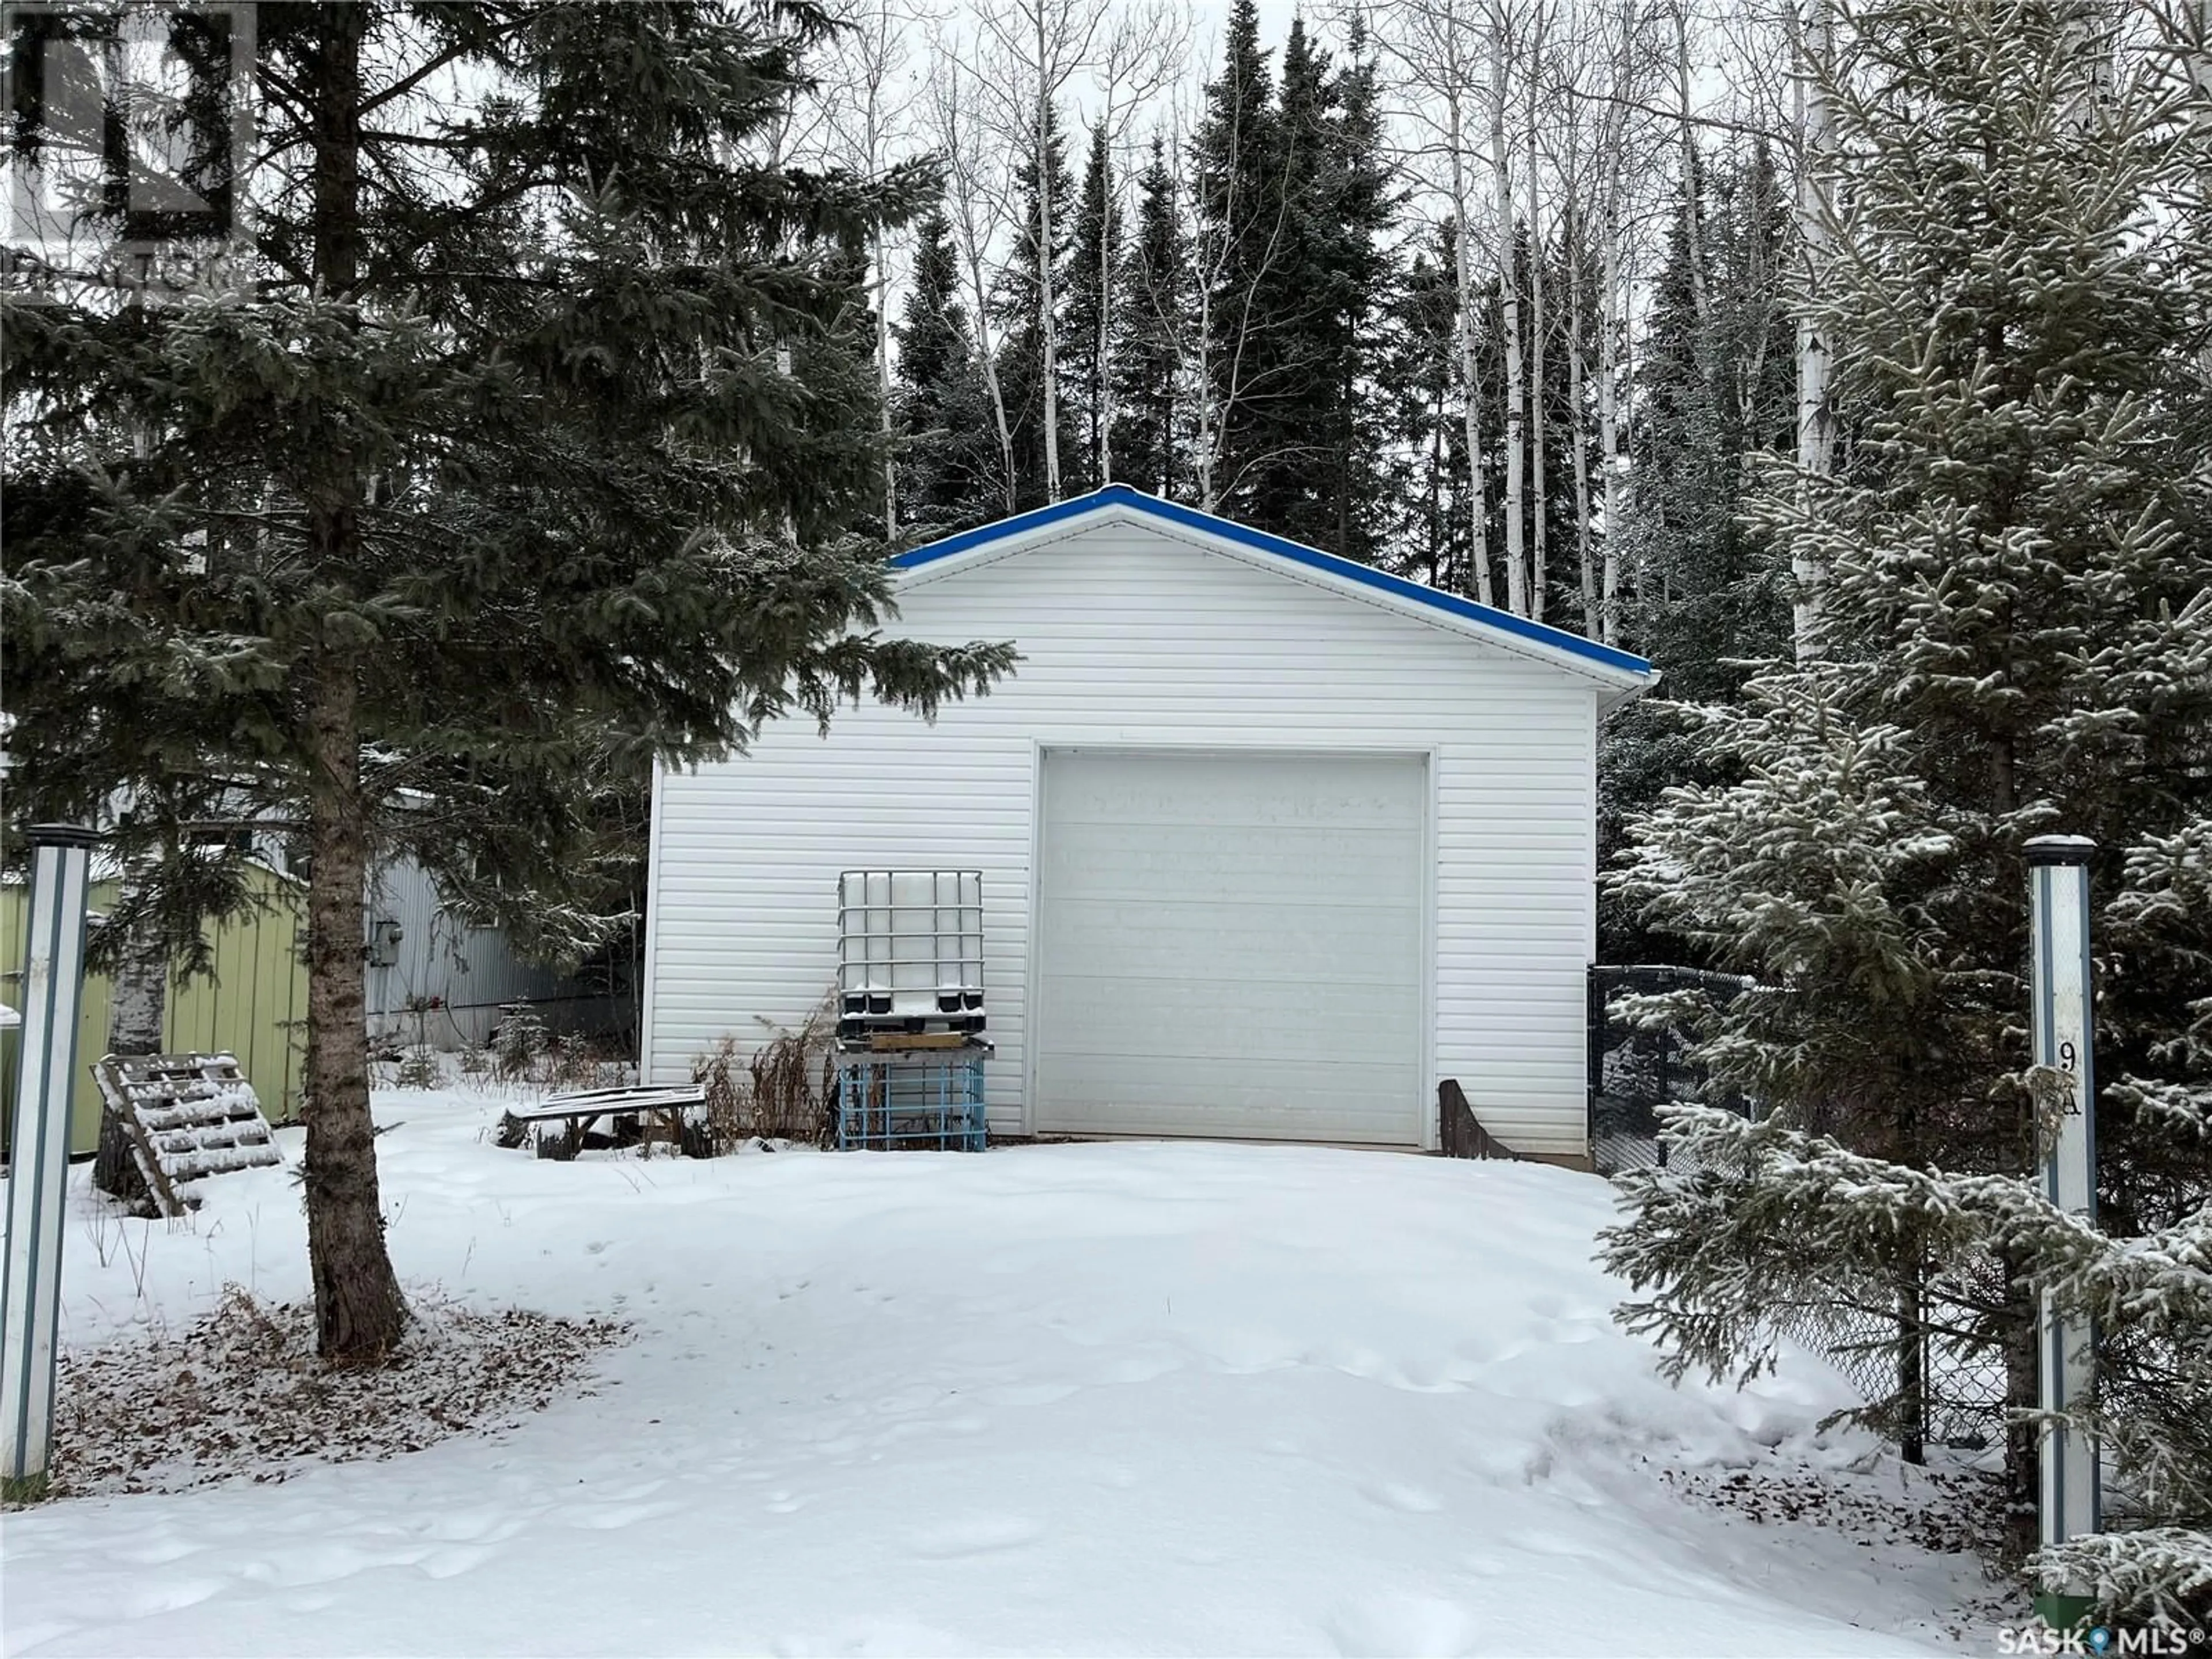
[1596,0,1652,645]
[1671,2,1715,346]
[1491,0,1530,615]
[1087,2,1191,487]
[823,0,923,535]
[1362,0,1498,605]
[973,0,1119,505]
[1524,1,1553,624]
[1791,0,1836,658]
[1184,48,1300,516]
[929,51,1021,513]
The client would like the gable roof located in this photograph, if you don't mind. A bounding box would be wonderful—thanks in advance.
[892,484,1657,699]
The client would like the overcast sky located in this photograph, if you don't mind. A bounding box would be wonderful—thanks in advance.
[1188,0,1308,69]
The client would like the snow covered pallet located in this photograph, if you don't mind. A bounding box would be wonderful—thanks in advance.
[92,1052,282,1218]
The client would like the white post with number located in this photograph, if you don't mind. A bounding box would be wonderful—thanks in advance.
[3,824,100,1501]
[2025,833,2099,1627]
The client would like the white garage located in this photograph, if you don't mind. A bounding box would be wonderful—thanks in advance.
[642,486,1654,1162]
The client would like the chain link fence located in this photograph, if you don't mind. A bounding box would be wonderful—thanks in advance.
[1588,965,2008,1458]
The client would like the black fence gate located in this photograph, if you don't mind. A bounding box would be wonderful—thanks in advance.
[1585,963,1753,1177]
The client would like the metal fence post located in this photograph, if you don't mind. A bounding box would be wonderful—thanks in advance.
[2025,834,2099,1629]
[2,824,99,1502]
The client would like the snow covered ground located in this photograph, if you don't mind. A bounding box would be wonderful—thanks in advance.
[4,1084,1998,1657]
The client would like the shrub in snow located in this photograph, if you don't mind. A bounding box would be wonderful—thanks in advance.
[1603,1106,2212,1625]
[493,1003,549,1083]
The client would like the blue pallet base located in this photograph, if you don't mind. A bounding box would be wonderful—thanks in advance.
[833,1051,988,1152]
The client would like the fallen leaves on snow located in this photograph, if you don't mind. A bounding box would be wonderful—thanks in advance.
[20,1286,627,1505]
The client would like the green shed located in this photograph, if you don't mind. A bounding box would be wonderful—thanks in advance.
[0,861,307,1157]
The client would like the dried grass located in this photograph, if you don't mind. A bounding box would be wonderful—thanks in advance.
[693,997,836,1151]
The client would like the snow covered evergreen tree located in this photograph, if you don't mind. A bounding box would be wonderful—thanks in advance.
[894,206,999,535]
[1597,141,1799,961]
[1603,0,2212,1594]
[2,0,1014,1359]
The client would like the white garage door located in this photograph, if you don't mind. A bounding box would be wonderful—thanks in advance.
[1033,749,1427,1144]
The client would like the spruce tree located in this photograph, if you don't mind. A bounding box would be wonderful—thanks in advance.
[1112,136,1190,502]
[1192,0,1279,514]
[1309,19,1396,565]
[1061,122,1118,495]
[3,0,1014,1358]
[893,206,998,534]
[1233,16,1335,540]
[1613,142,1796,700]
[991,99,1075,514]
[1195,16,1395,559]
[1605,0,2212,1588]
[1380,226,1474,592]
[1598,142,1798,960]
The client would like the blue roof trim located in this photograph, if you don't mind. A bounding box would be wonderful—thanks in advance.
[892,484,1655,681]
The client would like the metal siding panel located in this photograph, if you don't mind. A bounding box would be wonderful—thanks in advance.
[649,522,1598,1154]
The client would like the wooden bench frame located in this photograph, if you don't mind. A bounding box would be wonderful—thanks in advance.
[495,1085,710,1160]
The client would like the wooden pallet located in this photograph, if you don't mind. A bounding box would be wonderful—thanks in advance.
[865,1031,973,1051]
[92,1052,282,1217]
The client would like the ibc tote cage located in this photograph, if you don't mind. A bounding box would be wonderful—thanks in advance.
[832,871,990,1152]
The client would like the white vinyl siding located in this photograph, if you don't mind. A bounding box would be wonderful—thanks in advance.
[646,516,1601,1157]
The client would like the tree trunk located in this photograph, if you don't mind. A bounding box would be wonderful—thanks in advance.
[107,920,166,1056]
[1793,0,1836,660]
[1569,209,1595,641]
[1196,264,1219,513]
[1895,1262,1926,1466]
[302,659,407,1358]
[98,432,172,1202]
[93,892,168,1205]
[1448,86,1493,608]
[957,215,1018,515]
[1429,380,1446,588]
[1493,8,1527,616]
[1526,110,1547,626]
[1673,5,1714,341]
[1035,12,1062,505]
[1097,113,1115,488]
[303,0,406,1362]
[1599,154,1623,647]
[873,229,897,536]
[2001,1249,2041,1562]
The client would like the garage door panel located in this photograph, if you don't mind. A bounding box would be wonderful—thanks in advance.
[1043,986,1425,1053]
[1043,842,1425,906]
[1038,906,1423,982]
[1046,756,1422,833]
[1033,1052,1425,1138]
[1046,838,1421,889]
[1035,751,1427,1145]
